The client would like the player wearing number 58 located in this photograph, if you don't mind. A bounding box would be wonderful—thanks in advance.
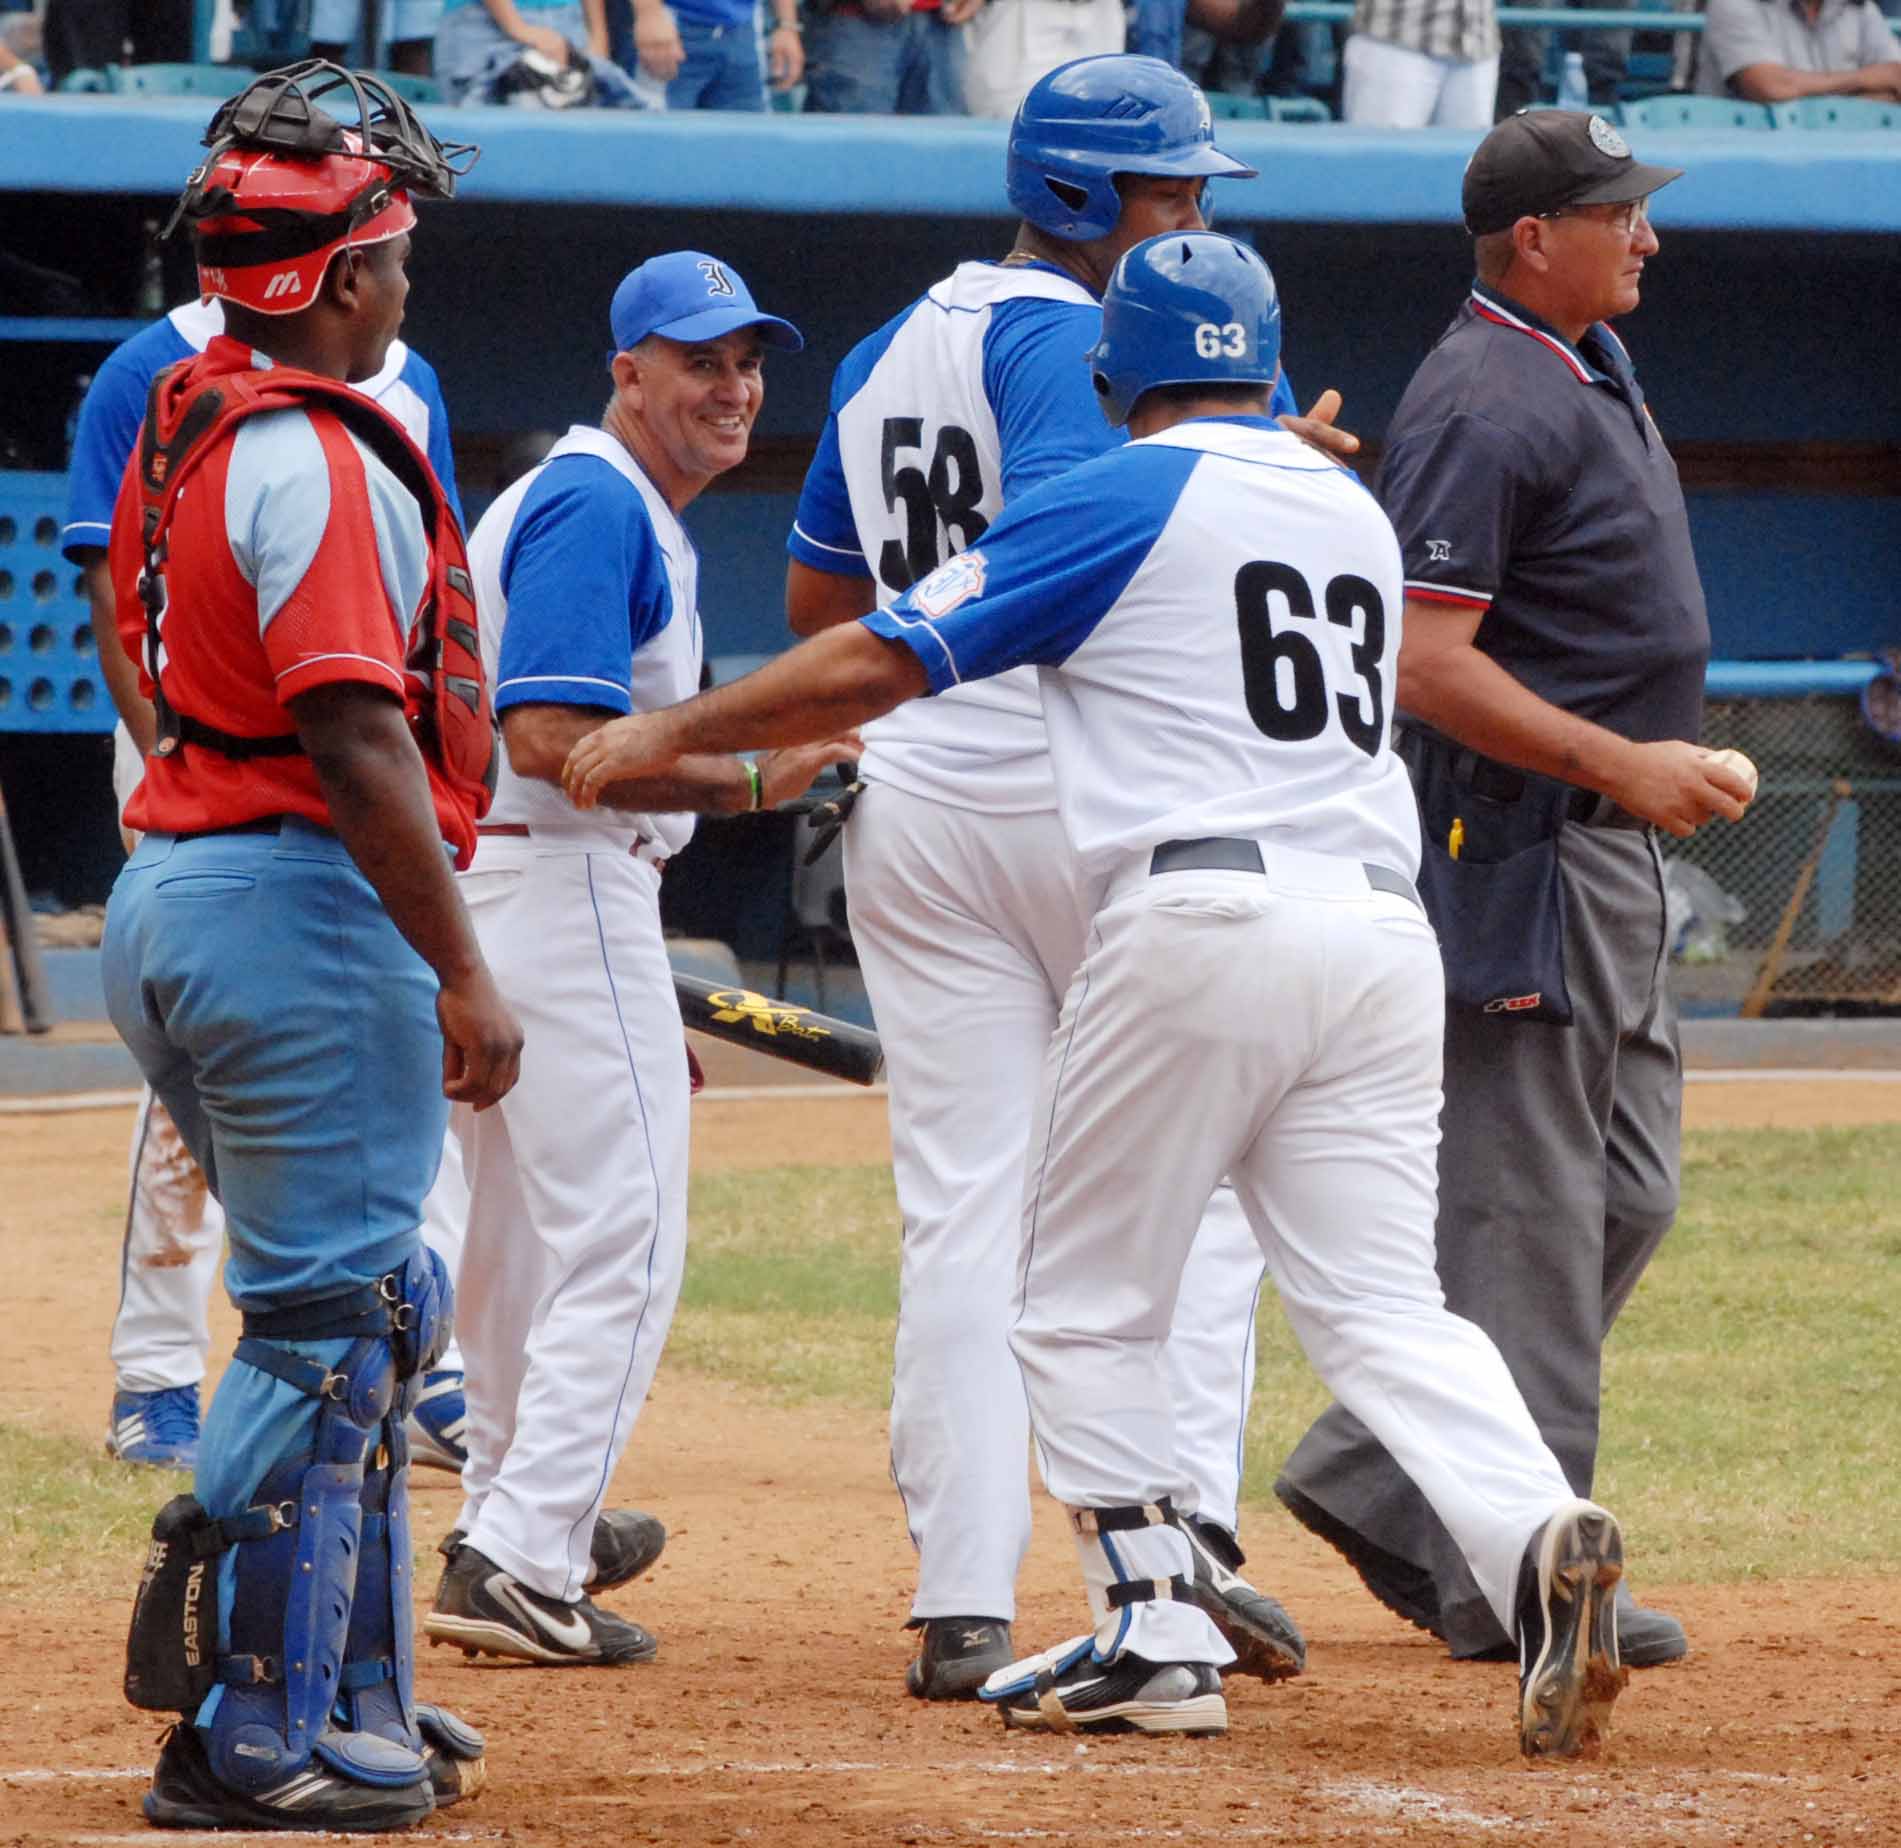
[776,54,1336,1704]
[566,232,1631,1758]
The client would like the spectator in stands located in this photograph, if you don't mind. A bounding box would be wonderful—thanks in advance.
[41,0,191,88]
[964,0,1124,118]
[1340,0,1499,127]
[1695,0,1901,100]
[628,0,805,106]
[436,0,647,104]
[1496,0,1631,116]
[0,40,42,92]
[310,0,443,77]
[803,0,977,114]
[1131,0,1287,80]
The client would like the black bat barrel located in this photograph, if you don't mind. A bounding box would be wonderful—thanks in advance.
[673,973,885,1087]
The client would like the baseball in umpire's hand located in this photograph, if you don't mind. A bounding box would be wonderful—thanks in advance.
[1701,747,1759,803]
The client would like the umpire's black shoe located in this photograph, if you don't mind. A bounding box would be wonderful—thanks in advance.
[906,1616,1015,1700]
[143,1722,435,1834]
[425,1544,659,1666]
[1614,1582,1689,1667]
[437,1507,666,1597]
[1275,1477,1443,1636]
[1516,1500,1628,1759]
[985,1647,1227,1737]
[1179,1515,1307,1681]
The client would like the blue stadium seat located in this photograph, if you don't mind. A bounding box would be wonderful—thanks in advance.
[1264,94,1332,122]
[0,475,114,736]
[55,66,111,92]
[1206,91,1268,120]
[1616,94,1777,131]
[104,62,252,98]
[1772,95,1901,130]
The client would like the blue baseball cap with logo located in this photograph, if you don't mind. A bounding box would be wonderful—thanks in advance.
[609,250,804,356]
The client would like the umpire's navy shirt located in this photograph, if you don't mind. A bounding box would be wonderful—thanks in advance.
[1378,281,1709,744]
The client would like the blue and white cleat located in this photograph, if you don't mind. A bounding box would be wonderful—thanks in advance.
[979,1634,1226,1737]
[406,1368,468,1473]
[106,1384,200,1470]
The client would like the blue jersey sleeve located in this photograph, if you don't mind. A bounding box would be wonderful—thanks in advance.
[398,348,465,530]
[495,457,672,715]
[787,409,868,577]
[982,295,1124,502]
[863,442,1200,689]
[61,348,155,560]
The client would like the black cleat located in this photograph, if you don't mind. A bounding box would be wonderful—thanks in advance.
[905,1617,1015,1700]
[143,1722,434,1834]
[1517,1500,1628,1759]
[984,1642,1227,1737]
[415,1703,487,1808]
[438,1507,666,1596]
[1179,1515,1306,1681]
[425,1544,658,1666]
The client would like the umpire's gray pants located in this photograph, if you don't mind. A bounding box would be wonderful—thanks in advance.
[1278,820,1679,1655]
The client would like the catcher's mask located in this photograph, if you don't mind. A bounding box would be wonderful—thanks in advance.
[164,59,478,316]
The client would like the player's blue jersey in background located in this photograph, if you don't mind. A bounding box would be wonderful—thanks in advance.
[61,299,464,562]
[864,417,1420,882]
[789,259,1298,815]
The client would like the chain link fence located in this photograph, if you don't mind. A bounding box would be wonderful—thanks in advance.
[1667,687,1901,1018]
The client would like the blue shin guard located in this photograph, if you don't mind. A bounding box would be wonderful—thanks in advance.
[204,1331,424,1797]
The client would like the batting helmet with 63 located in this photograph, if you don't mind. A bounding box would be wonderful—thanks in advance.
[1006,55,1258,244]
[1088,232,1283,427]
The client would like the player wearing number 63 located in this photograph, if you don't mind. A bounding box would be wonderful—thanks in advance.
[566,231,1632,1758]
[782,52,1340,1703]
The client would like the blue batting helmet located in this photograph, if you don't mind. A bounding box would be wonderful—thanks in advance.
[1006,55,1257,244]
[1087,232,1283,427]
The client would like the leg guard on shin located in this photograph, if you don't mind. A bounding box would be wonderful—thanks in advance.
[1068,1499,1229,1665]
[205,1331,423,1797]
[336,1253,485,1806]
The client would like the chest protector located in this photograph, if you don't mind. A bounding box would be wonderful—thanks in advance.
[135,358,497,834]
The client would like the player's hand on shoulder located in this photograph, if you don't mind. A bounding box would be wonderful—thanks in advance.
[437,969,524,1111]
[1613,737,1751,837]
[1277,388,1360,466]
[759,736,862,810]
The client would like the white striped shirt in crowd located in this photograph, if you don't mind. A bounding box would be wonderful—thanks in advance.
[1351,0,1501,65]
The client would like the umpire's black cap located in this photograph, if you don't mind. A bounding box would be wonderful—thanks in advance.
[1462,110,1683,236]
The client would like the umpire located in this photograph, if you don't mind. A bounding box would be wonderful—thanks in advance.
[1277,111,1751,1667]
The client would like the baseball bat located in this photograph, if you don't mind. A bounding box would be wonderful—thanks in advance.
[0,781,54,1035]
[1740,777,1850,1020]
[673,973,884,1086]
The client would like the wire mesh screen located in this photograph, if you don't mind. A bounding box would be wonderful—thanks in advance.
[1666,692,1901,1018]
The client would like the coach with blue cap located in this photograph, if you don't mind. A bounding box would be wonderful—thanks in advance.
[423,252,851,1668]
[1277,113,1753,1672]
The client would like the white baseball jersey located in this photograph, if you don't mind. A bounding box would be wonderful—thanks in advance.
[468,424,702,858]
[867,417,1422,884]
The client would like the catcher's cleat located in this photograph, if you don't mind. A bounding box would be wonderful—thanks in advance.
[143,1721,434,1834]
[405,1369,468,1473]
[415,1704,487,1809]
[1179,1515,1306,1681]
[905,1616,1015,1701]
[981,1638,1226,1737]
[1516,1500,1628,1760]
[1274,1477,1443,1636]
[438,1506,666,1595]
[106,1384,200,1470]
[425,1544,659,1666]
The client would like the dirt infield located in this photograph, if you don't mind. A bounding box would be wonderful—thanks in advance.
[3,1068,1899,1846]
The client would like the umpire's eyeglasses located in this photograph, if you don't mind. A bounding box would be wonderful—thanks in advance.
[1538,199,1651,238]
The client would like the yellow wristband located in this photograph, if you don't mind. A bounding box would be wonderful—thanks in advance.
[744,759,764,812]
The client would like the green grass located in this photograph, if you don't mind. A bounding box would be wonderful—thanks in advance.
[4,1126,1896,1591]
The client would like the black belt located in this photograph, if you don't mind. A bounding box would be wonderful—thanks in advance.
[173,815,300,841]
[1148,836,1420,908]
[1452,751,1649,831]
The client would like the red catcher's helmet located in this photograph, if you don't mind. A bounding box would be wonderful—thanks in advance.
[165,59,477,316]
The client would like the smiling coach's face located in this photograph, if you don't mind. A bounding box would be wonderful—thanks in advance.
[614,329,766,510]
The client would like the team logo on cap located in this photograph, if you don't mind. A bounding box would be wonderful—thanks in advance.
[1587,115,1629,158]
[913,550,987,618]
